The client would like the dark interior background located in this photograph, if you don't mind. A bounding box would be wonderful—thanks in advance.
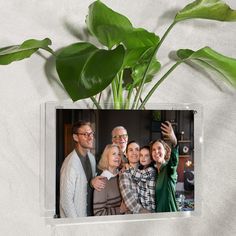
[55,109,194,217]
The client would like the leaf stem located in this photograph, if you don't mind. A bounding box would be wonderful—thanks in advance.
[43,47,56,56]
[98,92,102,105]
[112,79,120,109]
[132,47,157,109]
[125,85,134,109]
[90,96,102,109]
[132,21,177,109]
[117,70,124,108]
[157,21,176,53]
[139,61,181,110]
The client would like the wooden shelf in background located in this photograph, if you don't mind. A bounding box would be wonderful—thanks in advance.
[179,155,191,158]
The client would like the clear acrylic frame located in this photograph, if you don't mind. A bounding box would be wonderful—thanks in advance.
[40,101,203,227]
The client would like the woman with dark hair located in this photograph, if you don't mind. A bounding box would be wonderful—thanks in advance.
[150,121,179,212]
[129,145,156,212]
[119,141,150,214]
[127,121,179,213]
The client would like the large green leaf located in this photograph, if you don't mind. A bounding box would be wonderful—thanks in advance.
[175,0,236,22]
[56,42,125,101]
[86,0,159,67]
[0,38,53,65]
[123,29,160,67]
[177,47,236,88]
[86,0,132,49]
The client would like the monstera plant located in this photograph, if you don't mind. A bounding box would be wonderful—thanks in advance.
[0,0,236,109]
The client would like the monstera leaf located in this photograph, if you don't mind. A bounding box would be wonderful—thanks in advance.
[175,0,236,22]
[56,42,125,101]
[177,47,236,88]
[122,29,159,68]
[0,38,53,65]
[86,0,132,49]
[86,0,159,68]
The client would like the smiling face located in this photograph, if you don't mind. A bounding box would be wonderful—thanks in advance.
[73,124,94,151]
[140,148,152,168]
[126,142,140,166]
[151,141,166,164]
[112,127,128,153]
[108,146,122,169]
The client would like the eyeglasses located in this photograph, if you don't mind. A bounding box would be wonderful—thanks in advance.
[76,132,95,138]
[112,134,128,139]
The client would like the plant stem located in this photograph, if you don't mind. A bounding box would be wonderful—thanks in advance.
[156,21,176,53]
[132,47,158,109]
[117,71,124,108]
[139,61,182,110]
[135,87,144,106]
[125,85,134,109]
[132,21,177,110]
[112,79,120,109]
[43,47,56,56]
[90,96,102,109]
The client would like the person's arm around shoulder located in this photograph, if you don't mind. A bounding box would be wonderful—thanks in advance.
[90,176,106,191]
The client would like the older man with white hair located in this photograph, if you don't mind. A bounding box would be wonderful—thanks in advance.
[111,126,129,163]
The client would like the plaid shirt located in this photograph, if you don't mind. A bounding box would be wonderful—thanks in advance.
[129,166,156,212]
[119,170,144,214]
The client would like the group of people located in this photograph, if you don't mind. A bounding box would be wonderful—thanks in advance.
[59,120,179,218]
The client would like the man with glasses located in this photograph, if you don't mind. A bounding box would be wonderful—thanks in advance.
[111,126,129,163]
[60,120,106,218]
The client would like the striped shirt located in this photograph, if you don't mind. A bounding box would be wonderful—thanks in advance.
[93,175,122,216]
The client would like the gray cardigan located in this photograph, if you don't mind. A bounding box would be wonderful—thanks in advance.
[60,149,96,218]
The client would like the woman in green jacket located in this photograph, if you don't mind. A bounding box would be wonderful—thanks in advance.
[150,121,179,212]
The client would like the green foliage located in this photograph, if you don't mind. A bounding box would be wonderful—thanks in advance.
[0,0,236,109]
[0,38,53,65]
[177,47,236,87]
[175,0,236,22]
[56,42,125,101]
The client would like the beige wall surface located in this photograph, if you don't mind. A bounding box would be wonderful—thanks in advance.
[0,0,236,235]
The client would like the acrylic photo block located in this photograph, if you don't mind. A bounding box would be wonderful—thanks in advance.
[40,101,203,226]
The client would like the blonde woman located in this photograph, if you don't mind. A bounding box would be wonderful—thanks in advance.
[93,144,127,216]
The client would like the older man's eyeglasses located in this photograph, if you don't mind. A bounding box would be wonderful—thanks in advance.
[113,134,128,139]
[76,132,95,138]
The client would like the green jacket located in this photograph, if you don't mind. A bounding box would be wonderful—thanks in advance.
[155,147,179,212]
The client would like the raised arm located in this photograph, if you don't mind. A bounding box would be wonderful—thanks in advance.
[161,121,177,147]
[161,121,179,176]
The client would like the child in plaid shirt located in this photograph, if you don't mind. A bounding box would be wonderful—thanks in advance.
[129,146,156,212]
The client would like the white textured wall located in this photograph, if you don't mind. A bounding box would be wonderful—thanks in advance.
[0,0,236,235]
